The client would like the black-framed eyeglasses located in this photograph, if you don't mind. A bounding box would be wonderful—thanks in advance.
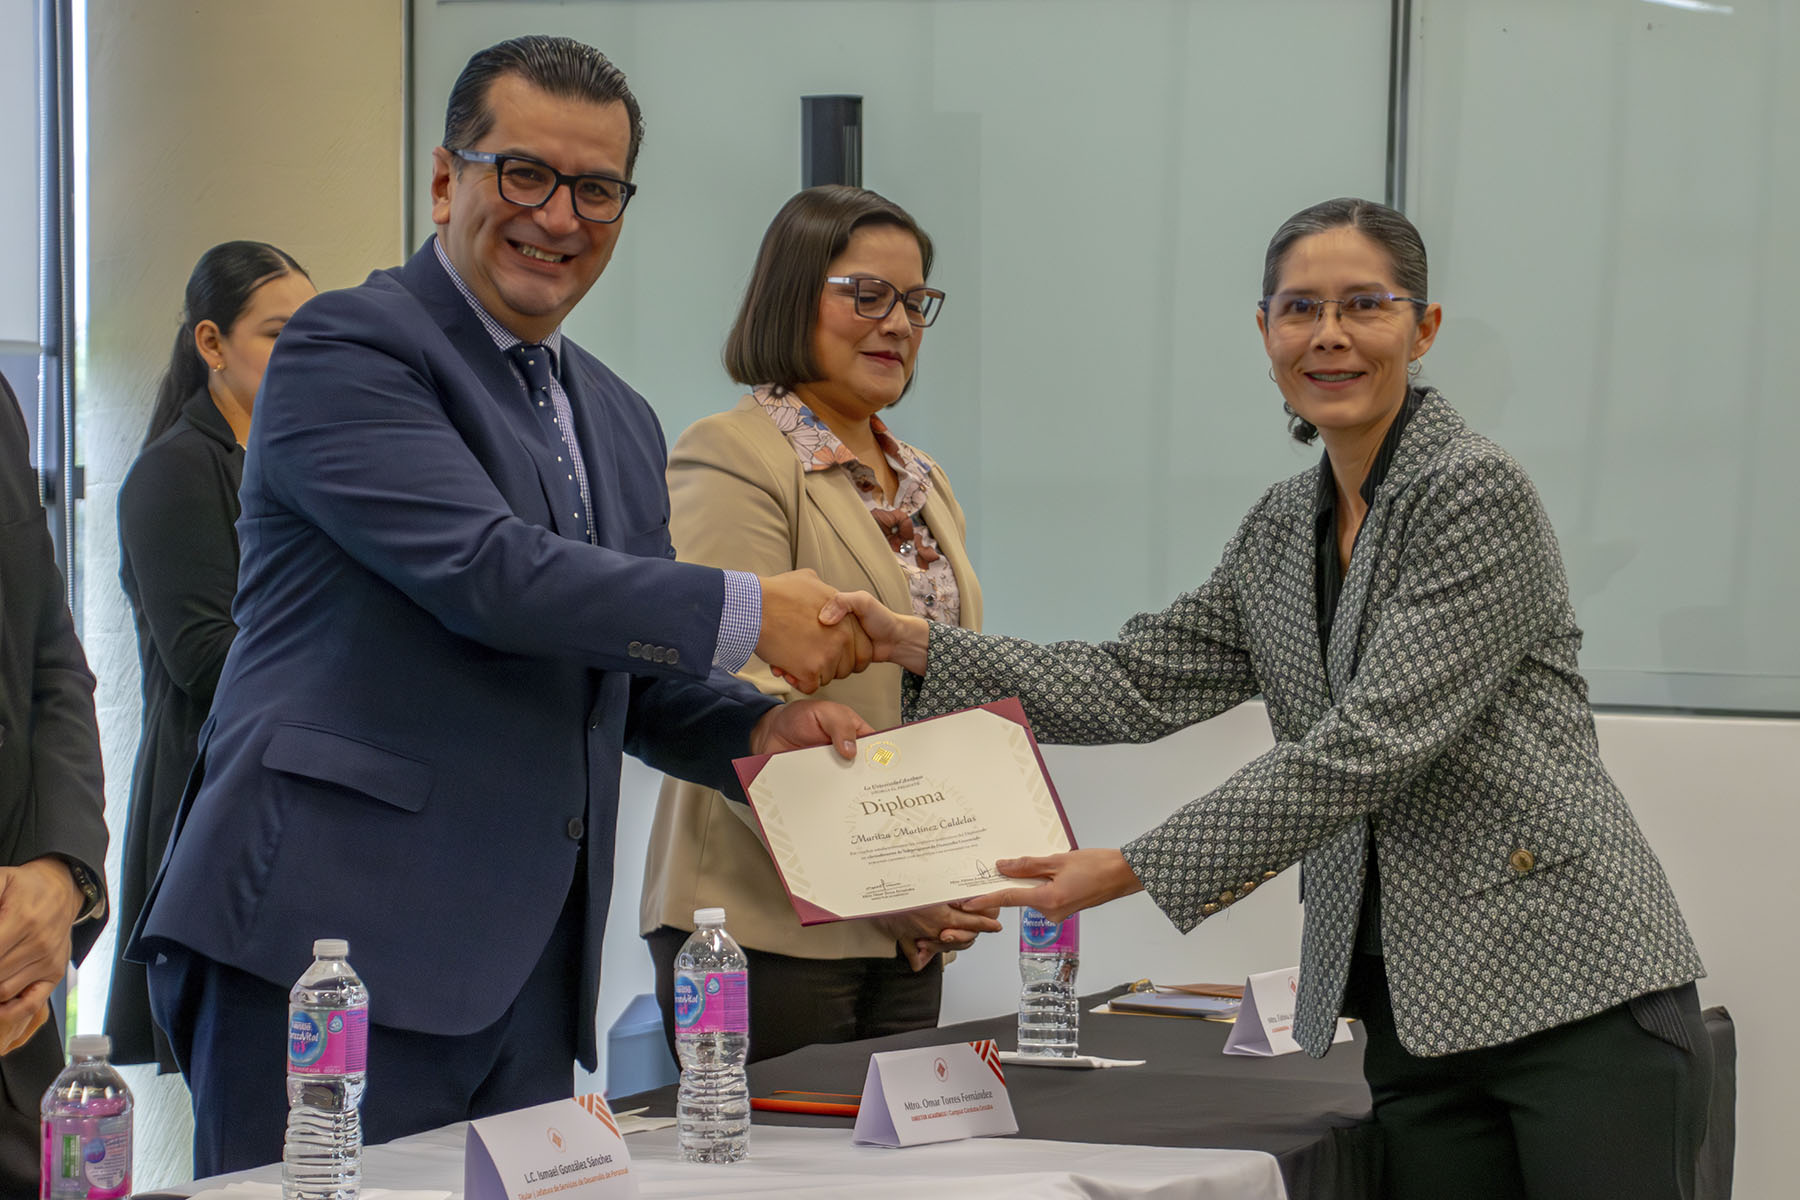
[451,149,637,224]
[1259,291,1426,331]
[825,276,946,327]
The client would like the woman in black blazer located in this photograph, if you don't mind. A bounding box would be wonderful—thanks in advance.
[829,199,1710,1200]
[102,241,312,1069]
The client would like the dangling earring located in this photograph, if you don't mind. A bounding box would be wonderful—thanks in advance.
[1406,360,1421,378]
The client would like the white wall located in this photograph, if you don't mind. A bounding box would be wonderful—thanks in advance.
[75,1,406,1188]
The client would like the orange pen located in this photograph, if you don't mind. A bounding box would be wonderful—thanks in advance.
[750,1090,861,1117]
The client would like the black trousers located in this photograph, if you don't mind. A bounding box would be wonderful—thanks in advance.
[149,899,581,1177]
[1348,953,1712,1200]
[645,926,942,1065]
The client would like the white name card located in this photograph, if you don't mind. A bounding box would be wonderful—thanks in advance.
[852,1039,1019,1147]
[1223,966,1353,1057]
[465,1094,637,1200]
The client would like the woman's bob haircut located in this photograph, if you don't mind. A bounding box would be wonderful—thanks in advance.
[723,185,934,391]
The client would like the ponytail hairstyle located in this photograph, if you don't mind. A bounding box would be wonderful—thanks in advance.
[144,240,308,448]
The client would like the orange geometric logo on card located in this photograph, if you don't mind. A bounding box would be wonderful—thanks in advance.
[576,1093,621,1139]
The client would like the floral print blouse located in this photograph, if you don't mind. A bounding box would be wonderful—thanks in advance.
[751,386,961,626]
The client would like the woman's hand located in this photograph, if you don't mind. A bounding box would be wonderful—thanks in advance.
[818,591,932,676]
[959,850,1145,924]
[871,902,1004,971]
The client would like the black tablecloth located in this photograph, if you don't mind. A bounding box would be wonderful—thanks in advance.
[619,986,1380,1199]
[619,990,1739,1200]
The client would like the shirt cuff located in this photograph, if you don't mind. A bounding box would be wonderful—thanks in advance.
[715,569,762,672]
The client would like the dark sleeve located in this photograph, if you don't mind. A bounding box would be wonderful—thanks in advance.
[0,377,107,963]
[117,435,238,699]
[624,666,778,800]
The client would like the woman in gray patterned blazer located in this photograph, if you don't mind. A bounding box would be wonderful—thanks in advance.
[821,199,1711,1200]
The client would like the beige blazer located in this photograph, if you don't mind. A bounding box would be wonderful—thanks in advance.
[639,395,983,957]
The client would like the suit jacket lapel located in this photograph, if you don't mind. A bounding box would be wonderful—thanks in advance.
[1324,391,1463,696]
[399,241,592,542]
[1264,489,1333,730]
[806,469,913,614]
[557,359,624,546]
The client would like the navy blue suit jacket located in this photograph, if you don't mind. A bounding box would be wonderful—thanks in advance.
[132,242,775,1066]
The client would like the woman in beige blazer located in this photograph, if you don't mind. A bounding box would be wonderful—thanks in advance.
[641,186,996,1062]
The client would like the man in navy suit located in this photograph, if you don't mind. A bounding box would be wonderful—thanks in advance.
[131,36,871,1173]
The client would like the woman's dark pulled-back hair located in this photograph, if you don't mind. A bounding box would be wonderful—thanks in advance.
[442,35,646,178]
[1262,197,1429,444]
[723,186,934,393]
[144,241,307,449]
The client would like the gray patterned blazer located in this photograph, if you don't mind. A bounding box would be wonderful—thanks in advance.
[904,392,1701,1058]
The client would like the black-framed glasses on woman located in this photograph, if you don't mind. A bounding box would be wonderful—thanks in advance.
[1258,291,1426,332]
[825,275,946,327]
[451,149,638,224]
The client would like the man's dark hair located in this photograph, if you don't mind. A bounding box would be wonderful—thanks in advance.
[442,35,645,177]
[723,186,934,392]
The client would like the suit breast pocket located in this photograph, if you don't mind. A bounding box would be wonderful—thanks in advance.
[1454,801,1599,898]
[261,722,433,812]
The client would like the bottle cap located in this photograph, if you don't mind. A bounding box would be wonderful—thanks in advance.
[68,1034,110,1058]
[693,907,726,926]
[314,938,350,958]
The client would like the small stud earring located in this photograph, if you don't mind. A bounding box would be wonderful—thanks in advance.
[1407,360,1421,378]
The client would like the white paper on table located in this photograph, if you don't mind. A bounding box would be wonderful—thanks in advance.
[1222,965,1353,1056]
[853,1039,1019,1147]
[997,1051,1146,1069]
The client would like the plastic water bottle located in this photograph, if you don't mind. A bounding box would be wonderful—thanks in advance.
[40,1034,132,1199]
[1017,907,1080,1057]
[674,907,749,1163]
[283,939,368,1200]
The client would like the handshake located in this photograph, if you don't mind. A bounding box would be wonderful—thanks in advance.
[753,570,931,693]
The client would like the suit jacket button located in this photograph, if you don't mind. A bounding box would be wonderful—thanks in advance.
[1509,848,1535,874]
[667,648,680,666]
[1218,890,1236,904]
[568,817,585,840]
[1262,870,1279,881]
[1201,902,1220,917]
[628,641,643,658]
[1238,880,1256,895]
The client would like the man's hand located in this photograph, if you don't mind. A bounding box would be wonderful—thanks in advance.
[818,591,931,677]
[750,699,875,761]
[871,903,1005,971]
[756,570,873,694]
[0,858,83,1054]
[0,996,50,1056]
[959,850,1145,924]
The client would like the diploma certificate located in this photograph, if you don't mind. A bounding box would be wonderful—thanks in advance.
[734,698,1076,925]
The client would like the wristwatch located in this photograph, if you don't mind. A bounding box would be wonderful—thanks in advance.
[64,860,104,924]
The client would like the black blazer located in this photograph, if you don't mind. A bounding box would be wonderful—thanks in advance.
[104,389,241,1068]
[0,371,107,1166]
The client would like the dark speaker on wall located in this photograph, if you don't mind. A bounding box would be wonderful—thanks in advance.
[802,95,862,188]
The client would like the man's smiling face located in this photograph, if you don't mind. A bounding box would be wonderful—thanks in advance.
[430,73,632,341]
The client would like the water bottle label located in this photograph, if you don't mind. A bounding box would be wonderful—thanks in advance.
[673,970,747,1034]
[41,1112,131,1198]
[1020,907,1079,952]
[288,1003,369,1075]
